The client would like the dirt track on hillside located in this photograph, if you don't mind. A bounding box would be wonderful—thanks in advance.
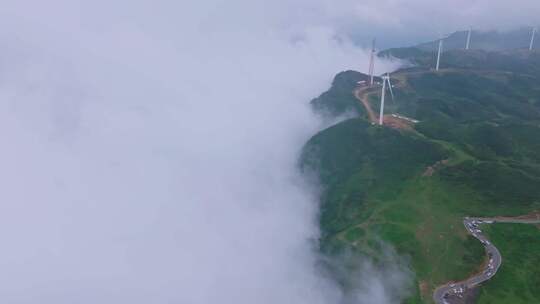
[353,86,378,123]
[353,86,414,130]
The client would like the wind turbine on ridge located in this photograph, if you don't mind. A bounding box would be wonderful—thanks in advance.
[436,34,445,71]
[379,73,393,126]
[465,27,472,50]
[368,38,376,86]
[530,27,537,51]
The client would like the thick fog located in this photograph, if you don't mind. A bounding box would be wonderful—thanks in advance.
[0,1,405,304]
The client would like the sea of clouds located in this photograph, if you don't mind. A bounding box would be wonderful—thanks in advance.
[2,0,536,303]
[0,1,403,303]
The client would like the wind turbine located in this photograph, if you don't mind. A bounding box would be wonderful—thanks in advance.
[436,34,444,71]
[465,27,472,50]
[530,27,537,51]
[379,74,392,126]
[368,38,376,86]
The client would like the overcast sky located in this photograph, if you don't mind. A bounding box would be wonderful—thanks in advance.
[0,1,538,304]
[345,0,540,47]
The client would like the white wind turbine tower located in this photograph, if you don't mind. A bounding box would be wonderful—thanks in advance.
[436,34,444,71]
[368,38,376,86]
[530,27,537,51]
[465,27,472,50]
[379,74,391,126]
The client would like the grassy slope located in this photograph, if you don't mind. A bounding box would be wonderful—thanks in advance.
[302,51,540,303]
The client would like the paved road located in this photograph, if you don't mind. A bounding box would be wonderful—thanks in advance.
[433,216,540,304]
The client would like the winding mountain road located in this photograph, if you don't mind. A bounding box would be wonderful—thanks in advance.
[433,216,540,304]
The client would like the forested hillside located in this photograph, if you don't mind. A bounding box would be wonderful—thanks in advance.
[302,48,540,303]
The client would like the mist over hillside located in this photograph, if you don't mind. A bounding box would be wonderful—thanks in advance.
[0,1,407,304]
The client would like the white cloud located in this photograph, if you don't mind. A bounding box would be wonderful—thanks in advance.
[0,1,403,304]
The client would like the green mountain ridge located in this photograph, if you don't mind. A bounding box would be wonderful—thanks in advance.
[416,28,538,52]
[380,48,540,76]
[302,45,540,303]
[311,71,380,118]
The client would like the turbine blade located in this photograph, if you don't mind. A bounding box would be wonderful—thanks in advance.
[387,76,395,101]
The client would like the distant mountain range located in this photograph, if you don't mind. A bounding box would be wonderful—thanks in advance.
[379,31,540,76]
[416,27,538,52]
